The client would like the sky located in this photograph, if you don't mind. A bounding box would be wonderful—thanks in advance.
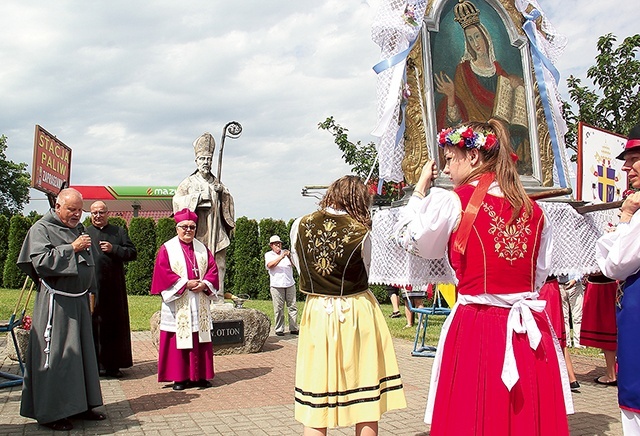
[1,0,637,221]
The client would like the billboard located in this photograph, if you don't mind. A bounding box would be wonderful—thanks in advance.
[576,122,628,203]
[31,125,72,196]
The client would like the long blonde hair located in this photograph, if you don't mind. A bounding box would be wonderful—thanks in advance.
[459,119,532,223]
[320,175,372,229]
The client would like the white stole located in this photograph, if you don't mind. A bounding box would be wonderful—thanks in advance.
[165,237,212,349]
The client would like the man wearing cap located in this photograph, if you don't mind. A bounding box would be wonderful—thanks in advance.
[596,123,640,434]
[265,235,299,336]
[173,132,235,295]
[151,208,220,390]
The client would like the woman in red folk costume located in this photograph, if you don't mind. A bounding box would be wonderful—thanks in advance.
[395,119,572,435]
[151,208,220,391]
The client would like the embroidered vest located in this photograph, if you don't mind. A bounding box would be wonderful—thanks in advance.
[448,184,545,296]
[296,210,369,297]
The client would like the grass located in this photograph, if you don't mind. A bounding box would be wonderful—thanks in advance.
[0,288,603,356]
[1,288,444,344]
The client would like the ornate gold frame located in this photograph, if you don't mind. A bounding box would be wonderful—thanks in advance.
[402,0,555,187]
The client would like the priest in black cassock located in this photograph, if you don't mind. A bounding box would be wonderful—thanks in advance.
[17,188,106,431]
[87,200,137,378]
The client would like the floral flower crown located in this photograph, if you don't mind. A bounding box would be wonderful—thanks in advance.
[438,126,498,151]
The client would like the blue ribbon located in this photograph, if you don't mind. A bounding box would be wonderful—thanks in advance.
[523,10,567,188]
[372,35,420,190]
[373,35,419,74]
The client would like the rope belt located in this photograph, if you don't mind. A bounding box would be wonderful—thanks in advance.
[40,279,88,369]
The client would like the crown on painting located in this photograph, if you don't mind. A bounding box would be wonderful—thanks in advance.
[454,0,480,29]
[193,132,216,157]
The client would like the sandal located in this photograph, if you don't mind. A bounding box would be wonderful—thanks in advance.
[389,311,401,318]
[402,324,414,329]
[594,376,617,386]
[42,418,73,431]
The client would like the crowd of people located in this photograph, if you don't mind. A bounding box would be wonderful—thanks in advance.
[12,120,640,435]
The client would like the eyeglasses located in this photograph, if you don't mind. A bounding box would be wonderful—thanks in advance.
[91,211,107,216]
[177,225,197,231]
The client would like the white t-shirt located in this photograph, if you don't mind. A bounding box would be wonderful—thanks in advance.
[265,250,295,288]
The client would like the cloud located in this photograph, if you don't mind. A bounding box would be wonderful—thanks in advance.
[1,0,637,221]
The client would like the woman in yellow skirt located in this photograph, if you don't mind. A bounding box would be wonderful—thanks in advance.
[290,175,407,436]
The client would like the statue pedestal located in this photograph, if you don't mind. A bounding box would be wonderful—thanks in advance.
[150,306,271,355]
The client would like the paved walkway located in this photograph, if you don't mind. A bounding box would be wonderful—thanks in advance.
[0,331,623,435]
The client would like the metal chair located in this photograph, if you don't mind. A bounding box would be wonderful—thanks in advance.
[404,287,452,357]
[0,278,34,388]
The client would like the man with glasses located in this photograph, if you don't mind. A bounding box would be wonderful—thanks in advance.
[173,132,235,296]
[87,201,137,378]
[151,208,220,390]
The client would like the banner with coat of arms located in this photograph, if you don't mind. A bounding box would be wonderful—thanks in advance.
[577,122,628,203]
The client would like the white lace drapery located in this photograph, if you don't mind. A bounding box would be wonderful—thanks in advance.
[369,202,618,287]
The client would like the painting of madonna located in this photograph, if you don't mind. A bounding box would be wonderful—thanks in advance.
[432,0,532,175]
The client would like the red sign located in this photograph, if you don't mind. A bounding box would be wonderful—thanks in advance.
[31,125,72,196]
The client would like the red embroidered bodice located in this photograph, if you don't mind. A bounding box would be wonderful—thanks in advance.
[448,184,545,296]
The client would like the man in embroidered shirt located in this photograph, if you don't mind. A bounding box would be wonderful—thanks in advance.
[17,188,105,431]
[150,208,220,391]
[265,235,299,336]
[596,123,640,434]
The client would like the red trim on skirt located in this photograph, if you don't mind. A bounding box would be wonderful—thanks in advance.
[539,279,566,348]
[580,281,617,351]
[158,331,215,382]
[429,304,569,436]
[620,405,640,414]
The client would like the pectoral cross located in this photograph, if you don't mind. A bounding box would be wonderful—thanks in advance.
[192,264,200,279]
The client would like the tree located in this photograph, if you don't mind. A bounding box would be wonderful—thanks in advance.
[318,116,379,180]
[0,135,31,217]
[0,214,8,287]
[155,217,176,249]
[125,217,156,295]
[231,217,262,299]
[3,214,31,288]
[318,117,406,203]
[108,216,128,230]
[564,33,640,151]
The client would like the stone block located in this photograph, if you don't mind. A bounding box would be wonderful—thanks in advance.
[149,306,271,354]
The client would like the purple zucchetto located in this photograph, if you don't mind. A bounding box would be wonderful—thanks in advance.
[173,208,198,224]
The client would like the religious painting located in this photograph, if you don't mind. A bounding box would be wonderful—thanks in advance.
[576,122,627,203]
[428,0,533,176]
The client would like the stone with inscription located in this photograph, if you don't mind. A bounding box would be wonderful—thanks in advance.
[150,306,270,355]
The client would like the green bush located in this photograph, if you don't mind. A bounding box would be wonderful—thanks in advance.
[108,216,128,229]
[126,217,156,295]
[155,217,176,250]
[370,284,390,304]
[231,217,261,299]
[0,214,8,287]
[3,214,31,288]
